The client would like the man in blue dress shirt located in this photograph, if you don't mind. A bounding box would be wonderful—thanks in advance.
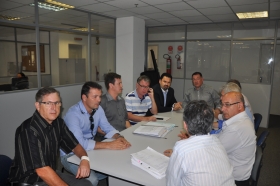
[60,81,131,186]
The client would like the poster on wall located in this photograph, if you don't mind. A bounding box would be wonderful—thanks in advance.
[168,46,173,54]
[177,45,183,53]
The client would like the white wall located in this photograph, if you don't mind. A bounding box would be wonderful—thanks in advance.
[0,82,105,158]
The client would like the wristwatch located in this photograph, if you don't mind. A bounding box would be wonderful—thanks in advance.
[81,156,90,162]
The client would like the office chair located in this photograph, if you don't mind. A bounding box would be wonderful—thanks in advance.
[257,130,269,152]
[250,146,263,186]
[253,113,262,133]
[0,154,12,186]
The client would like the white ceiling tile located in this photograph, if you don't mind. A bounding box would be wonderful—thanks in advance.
[128,6,162,14]
[270,10,280,18]
[157,17,186,24]
[145,12,176,19]
[270,2,280,10]
[0,0,23,9]
[198,6,233,15]
[11,5,34,14]
[231,3,268,13]
[59,0,99,7]
[79,3,120,13]
[102,10,136,17]
[104,0,146,9]
[155,2,193,11]
[226,0,268,6]
[141,0,182,5]
[9,0,34,4]
[207,14,238,21]
[186,0,228,8]
[181,15,211,23]
[145,19,165,26]
[170,9,202,17]
[134,15,150,20]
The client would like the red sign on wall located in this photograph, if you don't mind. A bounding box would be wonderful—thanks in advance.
[168,46,173,54]
[177,45,183,53]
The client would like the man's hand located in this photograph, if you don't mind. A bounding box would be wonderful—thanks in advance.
[163,149,173,157]
[178,131,189,140]
[173,102,183,111]
[76,159,90,179]
[107,137,131,150]
[146,116,157,121]
[97,127,106,136]
[147,87,154,98]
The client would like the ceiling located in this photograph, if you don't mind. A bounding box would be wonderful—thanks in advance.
[0,0,280,35]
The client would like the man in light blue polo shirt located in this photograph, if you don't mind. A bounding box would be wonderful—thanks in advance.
[125,75,158,125]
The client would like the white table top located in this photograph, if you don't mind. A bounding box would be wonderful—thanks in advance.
[68,111,184,186]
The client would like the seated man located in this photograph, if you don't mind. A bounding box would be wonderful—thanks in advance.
[183,72,221,118]
[125,75,158,125]
[9,87,91,186]
[100,72,131,131]
[164,100,235,186]
[153,73,182,112]
[217,92,256,185]
[60,81,131,186]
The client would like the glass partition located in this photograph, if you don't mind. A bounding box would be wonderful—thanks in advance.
[231,40,274,84]
[185,41,230,81]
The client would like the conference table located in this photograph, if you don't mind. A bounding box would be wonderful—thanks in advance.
[68,111,184,186]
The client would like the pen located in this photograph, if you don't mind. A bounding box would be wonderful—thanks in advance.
[156,118,163,120]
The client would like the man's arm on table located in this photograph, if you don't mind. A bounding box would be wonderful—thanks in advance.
[127,112,156,122]
[72,144,90,178]
[94,133,131,150]
[148,90,158,115]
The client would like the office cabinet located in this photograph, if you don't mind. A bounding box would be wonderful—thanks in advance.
[59,58,85,85]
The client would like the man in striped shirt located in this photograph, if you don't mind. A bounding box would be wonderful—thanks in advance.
[125,75,158,125]
[9,87,91,186]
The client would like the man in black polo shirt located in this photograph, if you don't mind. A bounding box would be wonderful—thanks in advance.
[9,87,92,186]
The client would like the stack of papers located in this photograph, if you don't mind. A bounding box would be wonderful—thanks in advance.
[133,122,176,137]
[131,147,169,179]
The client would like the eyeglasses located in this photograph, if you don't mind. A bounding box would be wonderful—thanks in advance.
[89,110,96,135]
[220,102,240,108]
[40,101,62,107]
[138,82,149,89]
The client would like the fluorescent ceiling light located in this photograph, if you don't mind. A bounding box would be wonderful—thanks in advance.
[30,1,74,12]
[0,14,21,21]
[236,11,268,19]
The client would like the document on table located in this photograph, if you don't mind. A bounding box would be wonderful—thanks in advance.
[153,115,170,121]
[133,126,167,137]
[142,121,176,130]
[131,146,169,179]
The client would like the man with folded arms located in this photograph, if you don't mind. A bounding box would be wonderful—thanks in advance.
[164,100,235,186]
[60,81,131,186]
[153,73,182,112]
[9,87,91,186]
[125,75,158,125]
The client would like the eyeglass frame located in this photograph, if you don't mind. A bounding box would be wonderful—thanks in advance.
[39,101,62,107]
[137,82,149,89]
[220,102,240,108]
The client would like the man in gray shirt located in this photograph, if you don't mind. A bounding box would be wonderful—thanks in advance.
[183,72,221,117]
[100,72,131,131]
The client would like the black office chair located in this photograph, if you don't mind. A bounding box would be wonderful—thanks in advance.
[253,113,262,133]
[250,146,263,186]
[0,154,12,186]
[257,130,269,152]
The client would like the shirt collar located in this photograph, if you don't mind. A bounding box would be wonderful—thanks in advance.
[224,111,247,127]
[161,88,168,93]
[193,83,205,91]
[34,110,54,129]
[134,89,146,101]
[105,92,121,101]
[78,100,99,115]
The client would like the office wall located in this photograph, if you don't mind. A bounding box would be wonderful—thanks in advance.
[0,82,105,158]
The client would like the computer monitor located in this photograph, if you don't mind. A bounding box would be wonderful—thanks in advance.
[11,77,29,90]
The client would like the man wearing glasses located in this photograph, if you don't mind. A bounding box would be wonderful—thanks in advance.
[216,91,256,186]
[60,82,131,186]
[9,87,91,186]
[125,75,158,125]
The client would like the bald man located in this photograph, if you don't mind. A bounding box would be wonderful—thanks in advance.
[217,92,256,186]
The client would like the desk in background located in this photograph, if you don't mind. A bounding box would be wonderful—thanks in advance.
[68,111,184,186]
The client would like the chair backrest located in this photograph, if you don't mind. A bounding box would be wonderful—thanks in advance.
[250,146,263,186]
[257,130,269,151]
[253,113,262,133]
[0,155,12,185]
